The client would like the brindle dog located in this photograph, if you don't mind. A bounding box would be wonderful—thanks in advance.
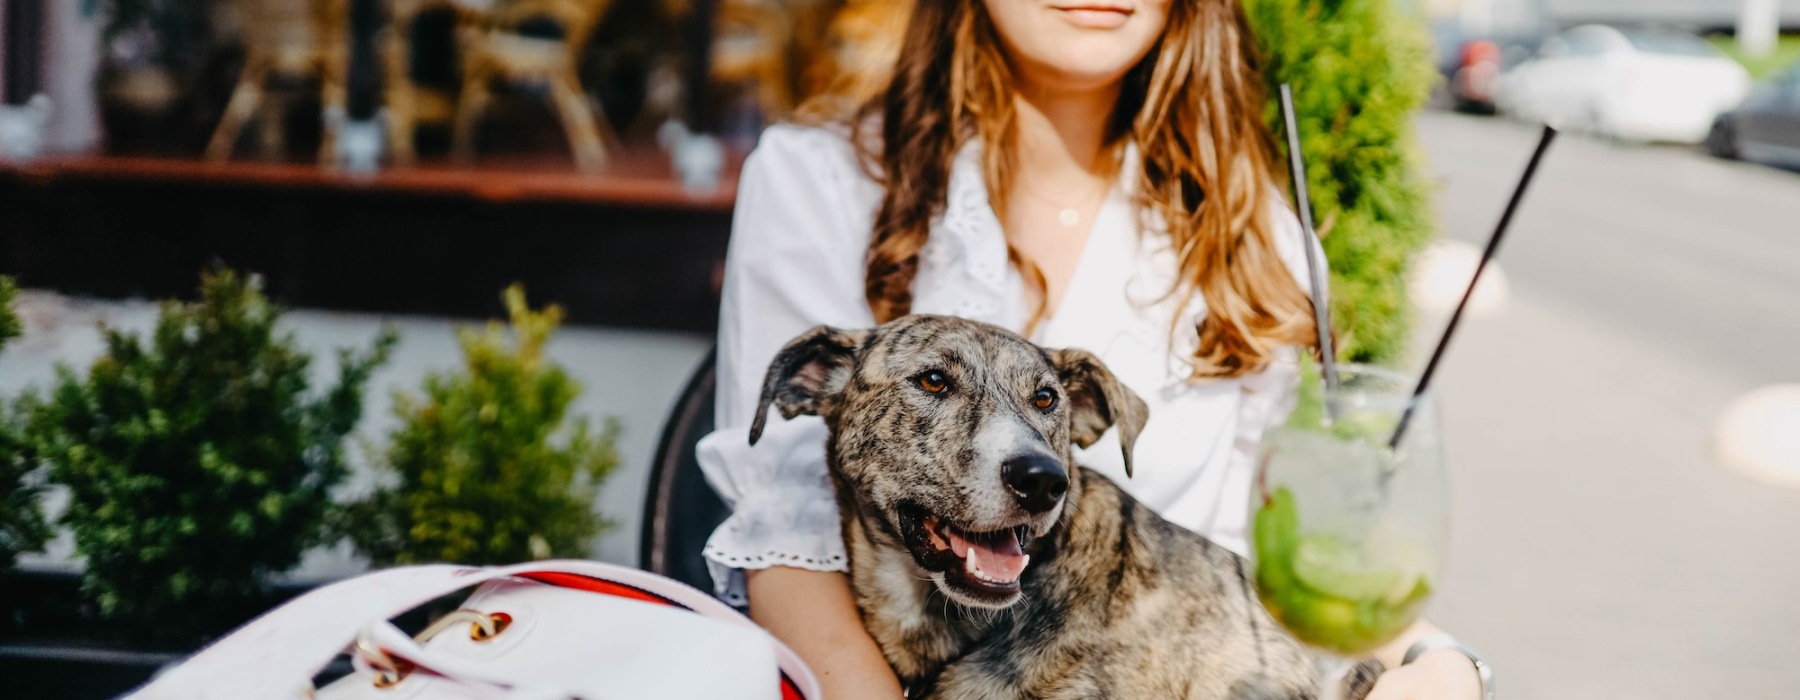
[750,315,1362,699]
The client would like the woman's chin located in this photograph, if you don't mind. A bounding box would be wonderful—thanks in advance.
[1016,56,1143,94]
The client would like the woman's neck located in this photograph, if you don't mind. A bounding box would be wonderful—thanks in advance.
[1013,80,1121,179]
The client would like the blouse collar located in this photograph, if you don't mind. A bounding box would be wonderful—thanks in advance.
[911,138,1149,329]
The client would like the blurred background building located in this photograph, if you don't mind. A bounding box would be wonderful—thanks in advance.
[1427,0,1800,34]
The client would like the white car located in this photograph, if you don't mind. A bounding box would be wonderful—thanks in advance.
[1496,25,1751,144]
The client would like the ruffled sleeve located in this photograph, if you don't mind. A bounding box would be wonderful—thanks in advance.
[698,125,879,605]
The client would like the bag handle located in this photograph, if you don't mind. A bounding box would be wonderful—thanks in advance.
[126,560,820,700]
[348,617,594,700]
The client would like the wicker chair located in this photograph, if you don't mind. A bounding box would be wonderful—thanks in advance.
[709,0,797,119]
[705,0,906,121]
[381,0,475,166]
[804,0,908,106]
[451,0,616,170]
[206,0,349,162]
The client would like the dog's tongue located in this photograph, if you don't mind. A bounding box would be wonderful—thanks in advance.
[949,530,1029,583]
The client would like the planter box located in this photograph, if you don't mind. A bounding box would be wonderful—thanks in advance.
[0,570,360,699]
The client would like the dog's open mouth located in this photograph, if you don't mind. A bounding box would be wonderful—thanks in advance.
[898,504,1035,603]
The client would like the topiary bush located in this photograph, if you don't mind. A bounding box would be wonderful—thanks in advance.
[1245,0,1438,364]
[27,269,396,639]
[0,278,52,573]
[339,285,619,567]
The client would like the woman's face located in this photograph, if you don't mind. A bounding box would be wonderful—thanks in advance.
[981,0,1171,92]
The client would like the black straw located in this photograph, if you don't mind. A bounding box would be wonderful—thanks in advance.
[1279,85,1340,398]
[1389,125,1559,450]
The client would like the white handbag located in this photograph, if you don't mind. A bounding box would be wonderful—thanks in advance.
[125,560,821,700]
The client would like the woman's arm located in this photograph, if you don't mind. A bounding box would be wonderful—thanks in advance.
[749,568,906,699]
[696,126,899,695]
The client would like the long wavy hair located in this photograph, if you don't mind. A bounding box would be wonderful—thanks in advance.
[842,0,1317,378]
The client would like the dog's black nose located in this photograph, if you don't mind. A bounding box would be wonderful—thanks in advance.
[1003,454,1068,514]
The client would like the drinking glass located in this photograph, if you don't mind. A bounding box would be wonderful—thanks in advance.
[1248,364,1448,699]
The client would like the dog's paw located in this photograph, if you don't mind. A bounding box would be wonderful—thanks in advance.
[1340,658,1387,700]
[1225,656,1386,700]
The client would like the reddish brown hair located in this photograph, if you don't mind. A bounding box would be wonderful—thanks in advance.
[844,0,1316,378]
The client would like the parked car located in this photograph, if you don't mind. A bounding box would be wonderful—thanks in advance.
[1453,40,1506,114]
[1450,36,1544,114]
[1707,64,1800,169]
[1496,25,1751,143]
[1429,20,1544,115]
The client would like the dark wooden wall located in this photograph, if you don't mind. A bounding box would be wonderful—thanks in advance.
[0,168,732,331]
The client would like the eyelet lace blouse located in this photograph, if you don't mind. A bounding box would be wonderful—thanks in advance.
[697,124,1319,606]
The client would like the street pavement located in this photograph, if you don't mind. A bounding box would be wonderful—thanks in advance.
[1413,111,1800,699]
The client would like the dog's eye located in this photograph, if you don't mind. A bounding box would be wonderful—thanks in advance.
[916,370,949,394]
[1032,388,1057,411]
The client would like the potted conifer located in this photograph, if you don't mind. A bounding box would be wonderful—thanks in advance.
[339,285,619,567]
[0,277,51,573]
[4,270,395,700]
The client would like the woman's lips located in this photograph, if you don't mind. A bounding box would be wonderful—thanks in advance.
[1053,4,1133,29]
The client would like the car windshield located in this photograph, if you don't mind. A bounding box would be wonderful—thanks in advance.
[1625,31,1720,57]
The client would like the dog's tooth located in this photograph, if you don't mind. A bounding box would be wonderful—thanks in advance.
[966,547,980,575]
[1021,554,1031,571]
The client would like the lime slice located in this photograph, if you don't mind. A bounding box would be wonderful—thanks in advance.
[1290,535,1407,603]
[1254,487,1300,565]
[1252,487,1436,654]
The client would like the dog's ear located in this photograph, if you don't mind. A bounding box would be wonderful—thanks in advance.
[1050,348,1149,478]
[749,325,870,445]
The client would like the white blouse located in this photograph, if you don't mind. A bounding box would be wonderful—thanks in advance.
[697,124,1319,605]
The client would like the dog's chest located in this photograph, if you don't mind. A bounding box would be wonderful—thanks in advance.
[853,546,973,678]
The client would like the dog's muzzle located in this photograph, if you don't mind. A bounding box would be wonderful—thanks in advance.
[897,504,1039,605]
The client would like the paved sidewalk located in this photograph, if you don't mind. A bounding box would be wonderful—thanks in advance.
[1423,296,1800,699]
[1414,112,1800,699]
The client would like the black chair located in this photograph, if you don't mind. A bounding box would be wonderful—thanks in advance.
[639,348,733,597]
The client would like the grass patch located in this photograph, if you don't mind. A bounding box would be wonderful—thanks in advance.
[1710,35,1800,80]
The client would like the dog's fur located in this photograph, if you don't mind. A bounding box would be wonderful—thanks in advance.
[750,315,1329,699]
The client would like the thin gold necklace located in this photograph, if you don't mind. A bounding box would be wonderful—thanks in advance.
[1016,172,1111,228]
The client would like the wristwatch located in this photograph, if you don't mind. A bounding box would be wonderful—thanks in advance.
[1402,633,1494,700]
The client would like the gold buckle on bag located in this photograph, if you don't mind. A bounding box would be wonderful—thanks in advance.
[361,609,513,689]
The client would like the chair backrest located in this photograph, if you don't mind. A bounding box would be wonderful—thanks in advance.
[242,0,345,50]
[804,0,908,108]
[485,0,612,50]
[639,348,732,599]
[387,0,464,89]
[712,0,792,73]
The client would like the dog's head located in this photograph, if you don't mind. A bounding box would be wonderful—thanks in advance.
[750,315,1147,609]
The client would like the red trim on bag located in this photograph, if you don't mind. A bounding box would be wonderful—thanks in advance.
[519,572,808,700]
[522,572,671,606]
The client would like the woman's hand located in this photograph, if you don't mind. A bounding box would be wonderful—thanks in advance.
[1360,620,1483,700]
[1363,648,1482,700]
[747,566,906,699]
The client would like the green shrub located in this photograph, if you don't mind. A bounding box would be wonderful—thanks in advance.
[340,285,618,567]
[27,270,395,638]
[1246,0,1438,364]
[0,278,52,572]
[0,277,19,344]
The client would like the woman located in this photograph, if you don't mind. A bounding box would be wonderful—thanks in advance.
[698,1,1487,698]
